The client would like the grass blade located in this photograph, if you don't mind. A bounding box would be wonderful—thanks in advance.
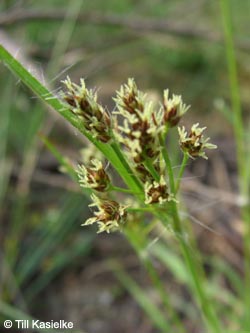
[111,262,170,333]
[0,45,143,196]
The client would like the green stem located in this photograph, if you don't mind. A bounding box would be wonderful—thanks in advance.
[143,257,185,333]
[174,217,220,332]
[127,207,152,213]
[40,135,78,181]
[159,136,220,333]
[219,0,245,180]
[110,185,134,194]
[156,206,220,332]
[111,262,170,333]
[125,228,185,333]
[159,134,175,193]
[110,141,144,196]
[175,153,189,194]
[143,155,160,182]
[219,0,250,326]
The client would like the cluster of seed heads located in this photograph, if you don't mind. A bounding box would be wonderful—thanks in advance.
[61,78,216,233]
[62,77,111,143]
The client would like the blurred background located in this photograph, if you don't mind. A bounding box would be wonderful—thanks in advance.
[0,0,249,332]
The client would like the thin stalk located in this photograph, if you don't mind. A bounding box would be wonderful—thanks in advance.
[110,185,134,194]
[219,0,245,180]
[159,134,175,193]
[110,141,144,196]
[111,262,170,333]
[159,140,220,333]
[127,207,152,213]
[46,0,83,79]
[219,0,250,326]
[40,135,78,181]
[143,155,160,182]
[175,153,189,194]
[0,78,12,207]
[143,257,185,333]
[125,228,185,333]
[173,217,220,333]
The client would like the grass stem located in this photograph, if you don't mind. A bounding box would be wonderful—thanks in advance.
[175,153,189,194]
[159,136,220,333]
[219,0,250,327]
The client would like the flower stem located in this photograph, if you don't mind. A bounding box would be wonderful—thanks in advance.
[219,0,250,327]
[143,155,160,182]
[110,141,144,198]
[127,207,153,213]
[125,227,185,333]
[159,134,175,193]
[175,153,189,194]
[110,185,134,194]
[159,136,220,333]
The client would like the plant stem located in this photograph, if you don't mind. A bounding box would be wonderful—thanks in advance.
[175,153,189,194]
[143,256,185,333]
[219,0,250,327]
[111,261,170,333]
[110,185,134,194]
[174,217,220,332]
[125,228,185,333]
[127,207,152,213]
[159,134,175,193]
[143,155,160,182]
[159,139,220,333]
[110,141,144,196]
[219,0,245,179]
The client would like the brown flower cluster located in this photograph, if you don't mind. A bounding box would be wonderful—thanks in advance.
[62,77,111,143]
[61,78,216,233]
[178,123,217,159]
[84,194,127,233]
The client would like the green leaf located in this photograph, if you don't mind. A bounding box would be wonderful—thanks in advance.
[0,45,143,198]
[110,262,170,333]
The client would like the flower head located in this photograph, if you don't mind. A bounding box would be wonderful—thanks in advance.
[114,78,162,181]
[61,77,111,142]
[178,123,217,159]
[144,176,173,204]
[162,90,189,127]
[114,78,160,156]
[83,194,127,233]
[77,159,110,192]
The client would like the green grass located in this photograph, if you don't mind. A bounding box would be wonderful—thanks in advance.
[220,0,250,329]
[1,0,250,332]
[0,1,96,330]
[0,44,221,333]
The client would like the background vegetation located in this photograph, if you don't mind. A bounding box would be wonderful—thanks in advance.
[0,0,249,332]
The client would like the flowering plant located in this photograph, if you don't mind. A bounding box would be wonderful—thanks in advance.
[61,78,216,234]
